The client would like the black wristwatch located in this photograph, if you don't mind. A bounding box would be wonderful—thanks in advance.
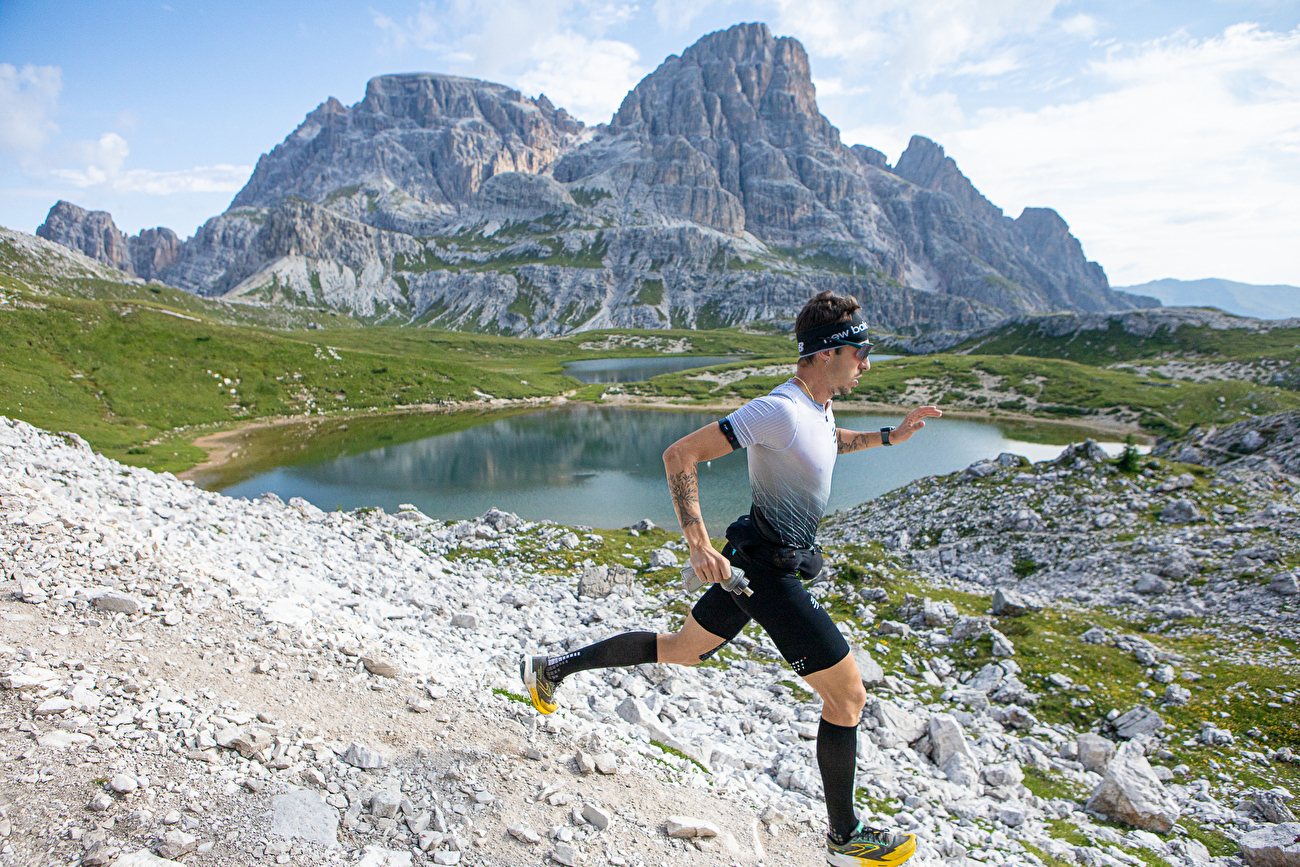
[880,426,895,446]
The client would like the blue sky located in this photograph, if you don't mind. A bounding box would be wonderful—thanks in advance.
[2,1,1297,286]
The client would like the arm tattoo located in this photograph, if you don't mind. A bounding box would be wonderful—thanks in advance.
[836,429,875,454]
[668,469,703,529]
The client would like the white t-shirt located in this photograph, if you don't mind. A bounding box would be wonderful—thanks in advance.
[725,379,837,549]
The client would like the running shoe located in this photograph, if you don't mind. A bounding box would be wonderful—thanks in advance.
[827,824,916,867]
[520,654,558,715]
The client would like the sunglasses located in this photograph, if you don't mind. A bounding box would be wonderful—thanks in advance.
[849,342,872,361]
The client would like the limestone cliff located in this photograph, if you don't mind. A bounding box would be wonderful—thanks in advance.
[33,23,1157,335]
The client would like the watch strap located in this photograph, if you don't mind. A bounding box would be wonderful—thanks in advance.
[880,426,895,446]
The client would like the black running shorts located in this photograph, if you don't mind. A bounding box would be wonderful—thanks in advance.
[690,518,850,678]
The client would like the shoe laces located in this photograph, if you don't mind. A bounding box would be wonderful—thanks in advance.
[847,824,894,846]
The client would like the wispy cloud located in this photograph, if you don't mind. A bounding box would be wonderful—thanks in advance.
[369,0,646,122]
[0,63,62,158]
[51,132,250,195]
[847,23,1300,284]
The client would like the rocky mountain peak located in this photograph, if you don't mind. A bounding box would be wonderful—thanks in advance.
[229,73,585,212]
[893,135,1003,224]
[36,201,135,275]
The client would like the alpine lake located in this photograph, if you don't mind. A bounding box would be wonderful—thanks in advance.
[192,356,1139,531]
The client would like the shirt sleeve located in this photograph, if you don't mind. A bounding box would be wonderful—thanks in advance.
[725,393,799,451]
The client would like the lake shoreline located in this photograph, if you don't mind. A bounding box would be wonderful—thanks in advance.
[179,391,1150,481]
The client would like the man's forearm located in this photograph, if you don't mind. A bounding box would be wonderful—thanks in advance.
[666,467,712,550]
[836,429,882,455]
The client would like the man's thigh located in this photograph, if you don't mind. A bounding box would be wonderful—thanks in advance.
[739,572,850,678]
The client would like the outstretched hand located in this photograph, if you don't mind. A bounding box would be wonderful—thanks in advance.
[892,405,943,444]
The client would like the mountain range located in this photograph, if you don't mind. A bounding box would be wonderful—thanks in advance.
[1113,278,1299,321]
[33,23,1158,336]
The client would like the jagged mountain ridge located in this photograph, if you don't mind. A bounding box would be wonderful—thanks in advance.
[33,23,1155,336]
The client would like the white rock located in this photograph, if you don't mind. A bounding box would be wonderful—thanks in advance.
[1085,739,1181,832]
[664,816,720,839]
[582,804,612,830]
[37,730,93,748]
[343,742,389,769]
[270,789,339,847]
[1238,822,1300,867]
[113,851,186,867]
[928,714,972,769]
[509,825,542,843]
[450,613,478,629]
[551,841,579,865]
[1078,733,1117,773]
[850,645,885,688]
[92,590,141,614]
[110,773,139,794]
[648,548,678,568]
[156,830,197,860]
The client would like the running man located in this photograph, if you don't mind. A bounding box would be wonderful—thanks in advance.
[522,290,942,866]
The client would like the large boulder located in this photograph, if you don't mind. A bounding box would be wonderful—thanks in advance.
[1085,740,1181,832]
[851,645,886,689]
[1077,733,1116,773]
[1238,823,1300,867]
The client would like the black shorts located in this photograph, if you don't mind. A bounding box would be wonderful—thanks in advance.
[690,517,850,678]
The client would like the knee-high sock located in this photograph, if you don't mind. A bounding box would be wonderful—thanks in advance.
[818,717,859,843]
[545,632,658,683]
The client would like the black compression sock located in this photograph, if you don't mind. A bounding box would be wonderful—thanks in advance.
[818,717,860,844]
[545,632,658,683]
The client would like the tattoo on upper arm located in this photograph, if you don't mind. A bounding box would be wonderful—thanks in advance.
[668,470,702,527]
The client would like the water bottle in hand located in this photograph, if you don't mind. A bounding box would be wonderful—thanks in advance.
[681,564,752,596]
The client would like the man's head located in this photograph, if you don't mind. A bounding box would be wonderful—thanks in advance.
[795,290,871,369]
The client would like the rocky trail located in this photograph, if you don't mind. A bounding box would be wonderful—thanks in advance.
[2,412,1298,867]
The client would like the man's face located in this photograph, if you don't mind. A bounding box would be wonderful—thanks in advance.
[827,345,870,396]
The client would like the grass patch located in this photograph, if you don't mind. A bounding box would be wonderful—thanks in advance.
[650,740,709,774]
[492,687,530,705]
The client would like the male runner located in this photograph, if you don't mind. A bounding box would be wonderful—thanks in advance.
[521,290,942,867]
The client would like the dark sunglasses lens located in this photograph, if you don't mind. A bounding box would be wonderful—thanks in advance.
[855,344,871,360]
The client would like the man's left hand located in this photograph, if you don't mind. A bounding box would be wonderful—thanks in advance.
[891,405,943,444]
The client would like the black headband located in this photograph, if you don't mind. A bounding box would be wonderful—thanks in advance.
[796,312,872,357]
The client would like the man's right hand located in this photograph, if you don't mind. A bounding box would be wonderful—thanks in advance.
[688,544,733,585]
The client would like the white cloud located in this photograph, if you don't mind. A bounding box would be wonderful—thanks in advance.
[370,0,645,122]
[52,132,250,195]
[767,0,1063,87]
[0,63,62,157]
[515,32,647,121]
[877,23,1300,285]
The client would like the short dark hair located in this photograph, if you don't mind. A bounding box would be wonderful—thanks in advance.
[794,290,861,335]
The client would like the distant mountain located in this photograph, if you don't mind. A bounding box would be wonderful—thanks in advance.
[1115,278,1299,321]
[34,23,1155,336]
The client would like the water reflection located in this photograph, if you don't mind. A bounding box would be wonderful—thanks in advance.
[562,356,741,383]
[222,405,1134,532]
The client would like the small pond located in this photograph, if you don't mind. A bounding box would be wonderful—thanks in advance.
[561,354,899,383]
[212,405,1137,532]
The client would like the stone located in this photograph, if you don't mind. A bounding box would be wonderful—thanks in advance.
[509,825,542,843]
[110,773,139,794]
[88,793,114,812]
[1135,574,1169,595]
[1151,664,1175,684]
[990,629,1016,657]
[1252,792,1298,825]
[577,564,635,598]
[582,804,612,830]
[450,613,478,629]
[92,590,141,614]
[37,730,93,747]
[850,645,885,688]
[156,830,197,860]
[113,852,186,867]
[551,842,579,865]
[34,696,75,715]
[1085,739,1181,832]
[664,816,720,838]
[361,653,401,678]
[630,519,656,532]
[371,789,401,819]
[1238,822,1300,867]
[991,588,1038,617]
[648,548,678,568]
[869,699,927,744]
[1081,626,1108,644]
[928,713,973,769]
[998,805,1026,827]
[983,761,1025,788]
[1162,684,1191,706]
[575,750,596,775]
[1160,499,1203,523]
[432,852,459,866]
[593,753,618,775]
[271,789,339,847]
[952,615,993,641]
[942,753,982,790]
[358,846,416,867]
[342,742,389,769]
[1112,706,1164,740]
[1269,574,1300,596]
